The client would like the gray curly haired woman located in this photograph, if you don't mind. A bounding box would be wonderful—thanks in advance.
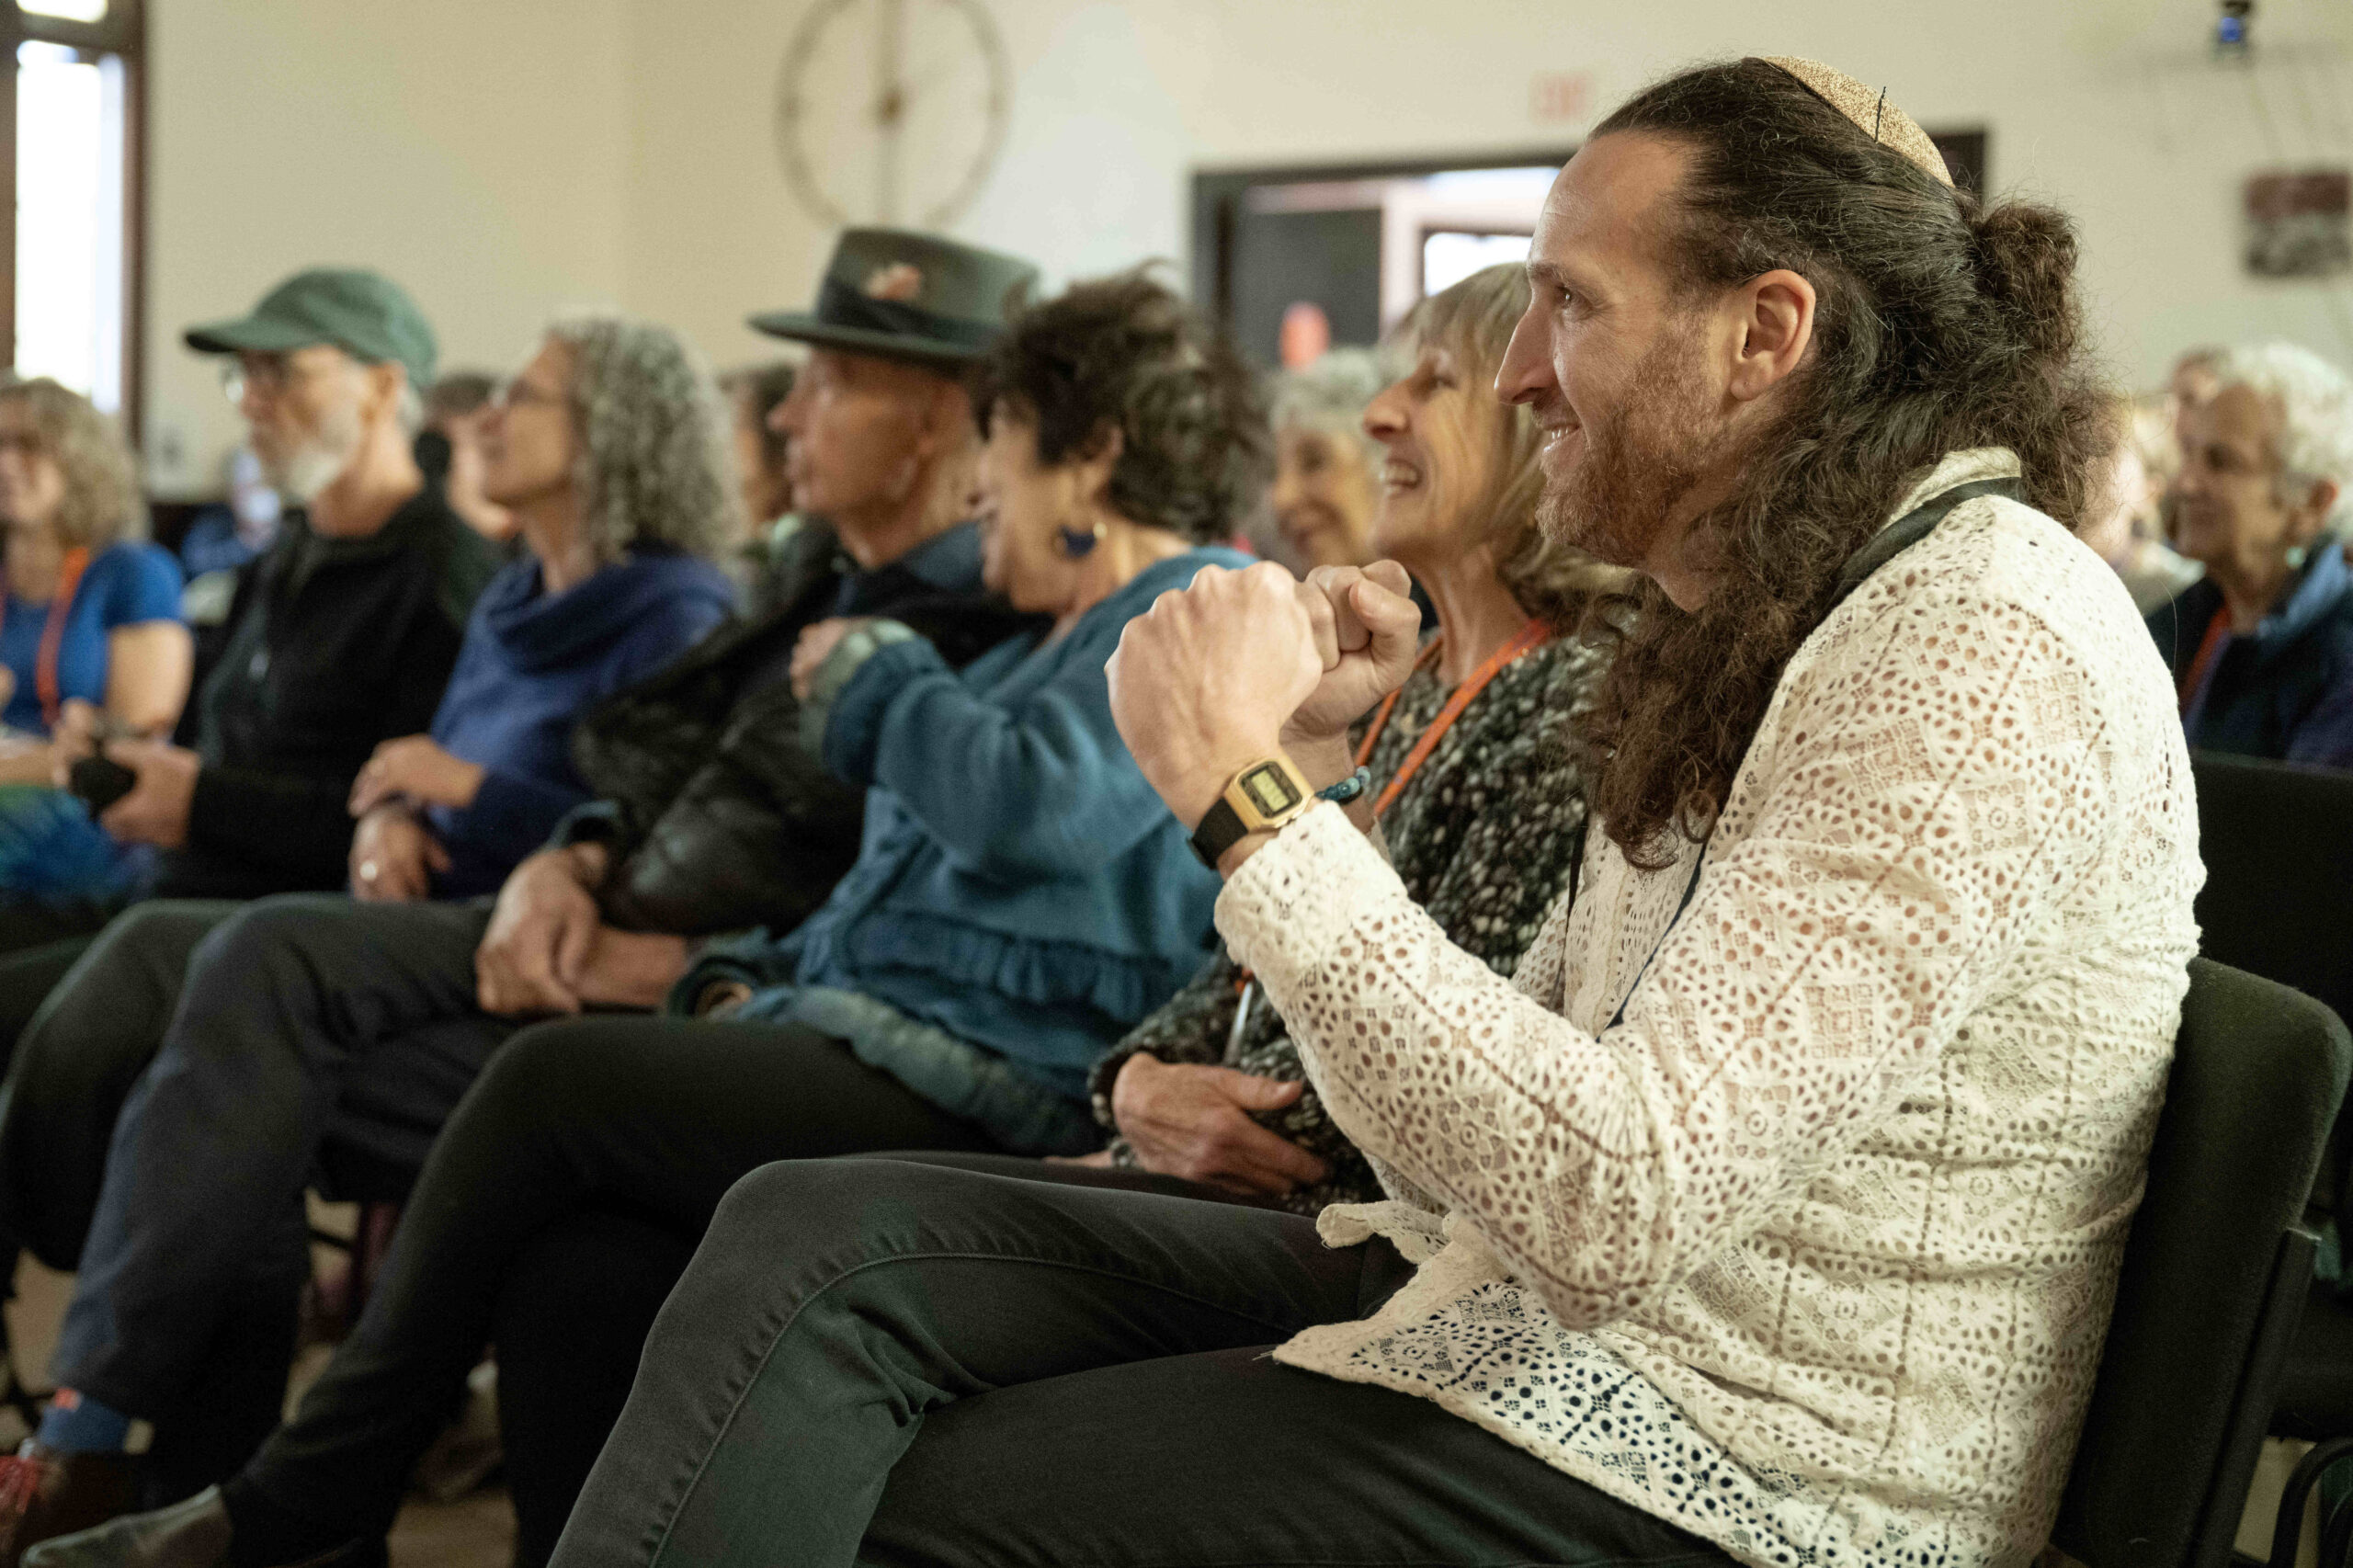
[335,311,746,901]
[540,314,745,568]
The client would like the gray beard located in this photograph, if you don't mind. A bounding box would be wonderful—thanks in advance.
[261,404,364,505]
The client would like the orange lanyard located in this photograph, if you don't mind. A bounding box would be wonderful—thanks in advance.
[1353,619,1552,819]
[0,546,91,732]
[2179,608,2230,717]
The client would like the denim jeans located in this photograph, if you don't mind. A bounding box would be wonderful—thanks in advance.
[552,1156,1742,1568]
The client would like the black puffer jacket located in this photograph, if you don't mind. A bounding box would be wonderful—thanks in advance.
[569,519,1039,937]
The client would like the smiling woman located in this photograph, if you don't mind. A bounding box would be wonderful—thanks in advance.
[1267,348,1385,571]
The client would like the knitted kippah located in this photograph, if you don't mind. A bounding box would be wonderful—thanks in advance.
[1754,57,1952,188]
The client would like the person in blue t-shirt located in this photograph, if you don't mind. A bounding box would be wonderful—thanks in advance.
[0,381,192,926]
[0,381,189,758]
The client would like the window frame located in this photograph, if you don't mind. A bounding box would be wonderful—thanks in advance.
[2,0,147,438]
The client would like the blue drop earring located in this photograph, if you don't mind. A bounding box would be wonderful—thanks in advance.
[1056,520,1107,558]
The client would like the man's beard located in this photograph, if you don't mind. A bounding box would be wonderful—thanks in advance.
[1536,329,1724,569]
[257,401,365,505]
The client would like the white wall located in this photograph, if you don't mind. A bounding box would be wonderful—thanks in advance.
[143,0,631,494]
[144,0,2353,489]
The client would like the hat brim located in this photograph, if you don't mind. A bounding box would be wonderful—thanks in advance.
[183,313,332,357]
[747,311,986,369]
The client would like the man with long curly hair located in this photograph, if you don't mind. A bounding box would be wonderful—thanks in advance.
[524,58,2196,1568]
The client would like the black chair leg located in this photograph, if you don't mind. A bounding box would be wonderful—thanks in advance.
[2275,1437,2353,1568]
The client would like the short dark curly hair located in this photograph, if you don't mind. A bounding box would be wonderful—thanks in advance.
[972,267,1269,545]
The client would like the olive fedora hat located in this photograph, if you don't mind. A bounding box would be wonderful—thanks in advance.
[751,229,1040,369]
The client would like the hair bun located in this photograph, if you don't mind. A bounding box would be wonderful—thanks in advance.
[1971,202,2081,358]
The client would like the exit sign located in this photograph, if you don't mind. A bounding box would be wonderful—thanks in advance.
[1530,72,1592,122]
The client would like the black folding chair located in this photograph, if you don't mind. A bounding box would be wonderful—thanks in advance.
[2050,959,2349,1568]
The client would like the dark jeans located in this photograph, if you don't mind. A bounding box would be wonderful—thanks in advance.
[47,894,507,1494]
[551,1158,1737,1568]
[488,1157,1237,1567]
[496,1210,699,1568]
[230,1017,1011,1560]
[0,898,117,960]
[0,897,121,1082]
[0,901,242,1271]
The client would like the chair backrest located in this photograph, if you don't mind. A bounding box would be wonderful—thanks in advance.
[2052,959,2350,1568]
[2188,751,2353,1028]
[2188,752,2353,1213]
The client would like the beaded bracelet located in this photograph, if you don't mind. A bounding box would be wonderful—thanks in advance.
[1316,766,1373,805]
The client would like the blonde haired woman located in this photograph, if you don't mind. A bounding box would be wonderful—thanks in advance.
[0,381,189,933]
[0,381,189,774]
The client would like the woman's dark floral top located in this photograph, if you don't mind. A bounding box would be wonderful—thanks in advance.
[1087,631,1607,1212]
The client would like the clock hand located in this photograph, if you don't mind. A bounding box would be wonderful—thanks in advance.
[874,0,907,223]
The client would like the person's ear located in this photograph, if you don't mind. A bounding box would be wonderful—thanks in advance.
[2290,477,2342,545]
[918,381,978,465]
[1073,423,1124,515]
[361,361,408,427]
[1724,268,1816,403]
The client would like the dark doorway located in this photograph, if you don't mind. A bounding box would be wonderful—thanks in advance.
[1192,150,1572,368]
[1228,207,1384,371]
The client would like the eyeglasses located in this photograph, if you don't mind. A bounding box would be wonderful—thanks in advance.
[220,354,344,408]
[492,378,568,413]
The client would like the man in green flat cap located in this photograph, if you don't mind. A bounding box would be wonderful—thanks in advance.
[41,267,497,911]
[0,269,498,1543]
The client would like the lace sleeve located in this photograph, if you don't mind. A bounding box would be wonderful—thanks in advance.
[1219,593,2125,1328]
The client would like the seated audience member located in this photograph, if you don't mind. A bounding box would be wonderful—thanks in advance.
[30,260,1267,1568]
[2170,343,2225,446]
[2146,342,2353,766]
[517,60,2193,1568]
[717,359,808,617]
[1266,348,1386,570]
[0,381,190,929]
[347,318,738,900]
[0,314,738,1542]
[0,270,497,1063]
[417,370,516,544]
[2082,394,2200,614]
[1085,263,1616,1212]
[722,361,798,535]
[176,449,283,586]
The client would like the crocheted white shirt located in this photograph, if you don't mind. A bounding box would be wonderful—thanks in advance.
[1219,450,2202,1568]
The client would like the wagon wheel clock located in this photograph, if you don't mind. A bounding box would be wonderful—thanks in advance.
[775,0,1014,228]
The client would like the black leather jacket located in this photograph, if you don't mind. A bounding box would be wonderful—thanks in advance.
[564,519,1040,937]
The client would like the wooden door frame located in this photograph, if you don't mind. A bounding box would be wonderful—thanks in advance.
[1,0,150,440]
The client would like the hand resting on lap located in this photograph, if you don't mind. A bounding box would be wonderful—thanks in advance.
[1107,1051,1330,1198]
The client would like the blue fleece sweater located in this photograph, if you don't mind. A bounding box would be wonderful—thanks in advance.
[2148,542,2353,769]
[426,549,733,896]
[738,547,1242,1103]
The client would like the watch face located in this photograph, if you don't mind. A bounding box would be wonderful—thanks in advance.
[1239,762,1303,817]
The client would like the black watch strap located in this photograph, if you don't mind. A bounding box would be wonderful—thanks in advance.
[1190,798,1248,869]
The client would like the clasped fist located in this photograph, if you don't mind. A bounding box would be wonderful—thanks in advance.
[1283,561,1422,747]
[475,844,605,1017]
[1107,559,1421,830]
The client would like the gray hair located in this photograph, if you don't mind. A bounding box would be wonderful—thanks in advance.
[546,314,743,565]
[2215,342,2353,539]
[1268,348,1387,471]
